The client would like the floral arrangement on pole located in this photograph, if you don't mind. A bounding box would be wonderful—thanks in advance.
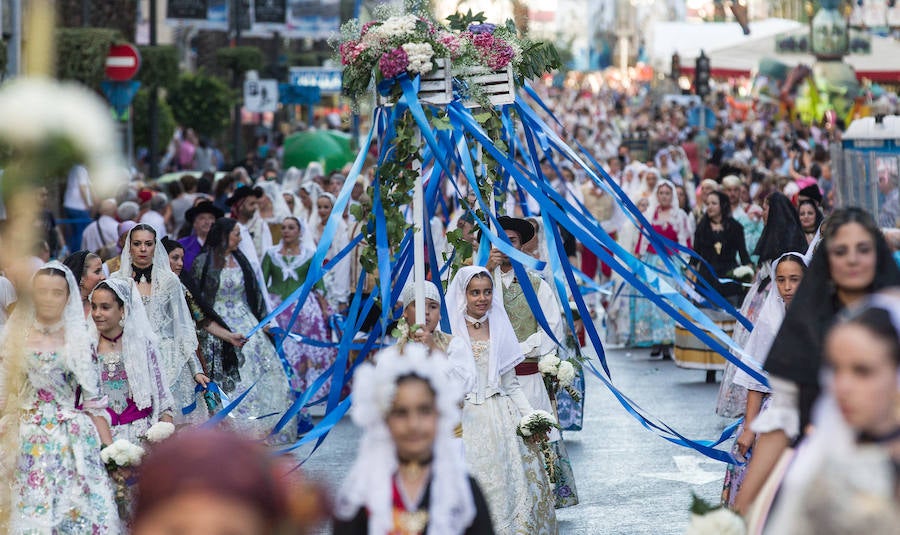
[517,409,560,483]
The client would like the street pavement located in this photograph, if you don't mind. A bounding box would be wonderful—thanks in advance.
[298,346,735,534]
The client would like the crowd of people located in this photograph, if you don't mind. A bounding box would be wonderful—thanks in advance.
[0,75,899,534]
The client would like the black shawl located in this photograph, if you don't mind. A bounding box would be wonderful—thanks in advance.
[754,192,808,264]
[765,216,900,431]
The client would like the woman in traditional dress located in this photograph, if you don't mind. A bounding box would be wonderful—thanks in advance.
[190,217,296,442]
[716,192,807,418]
[445,266,557,534]
[90,278,175,442]
[631,179,692,357]
[720,253,806,506]
[112,224,206,426]
[395,279,476,397]
[798,199,823,245]
[261,216,336,397]
[162,237,246,424]
[0,263,121,533]
[310,192,351,310]
[734,208,900,513]
[693,190,751,306]
[63,250,106,318]
[764,294,900,533]
[333,344,494,534]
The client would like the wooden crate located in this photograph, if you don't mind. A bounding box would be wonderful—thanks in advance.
[462,64,516,108]
[377,58,453,107]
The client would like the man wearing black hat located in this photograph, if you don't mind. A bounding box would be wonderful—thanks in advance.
[226,186,272,263]
[485,215,578,507]
[179,200,224,273]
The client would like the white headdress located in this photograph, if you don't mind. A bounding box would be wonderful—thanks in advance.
[445,266,524,388]
[255,181,293,224]
[734,252,808,393]
[400,279,442,309]
[89,278,174,415]
[112,225,198,385]
[334,344,476,535]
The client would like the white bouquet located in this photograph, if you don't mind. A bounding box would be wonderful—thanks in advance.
[100,439,145,468]
[144,421,176,443]
[685,493,746,535]
[538,353,581,402]
[729,265,755,283]
[516,409,558,438]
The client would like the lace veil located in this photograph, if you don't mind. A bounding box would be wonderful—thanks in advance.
[265,216,316,283]
[445,266,524,388]
[89,278,174,415]
[334,344,476,535]
[113,226,198,385]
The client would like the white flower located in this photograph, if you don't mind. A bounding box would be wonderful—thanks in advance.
[528,409,556,426]
[557,361,576,386]
[0,77,125,197]
[685,509,746,535]
[371,14,418,40]
[102,439,145,467]
[402,42,434,74]
[145,421,176,443]
[732,265,754,279]
[538,353,561,375]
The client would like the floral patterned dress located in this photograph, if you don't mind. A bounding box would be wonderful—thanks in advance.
[11,351,121,533]
[203,266,296,443]
[461,340,557,535]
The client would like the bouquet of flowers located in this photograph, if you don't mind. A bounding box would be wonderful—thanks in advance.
[144,421,176,443]
[391,317,423,348]
[334,5,560,106]
[101,439,146,518]
[538,353,581,402]
[517,409,560,483]
[728,265,755,284]
[685,493,746,535]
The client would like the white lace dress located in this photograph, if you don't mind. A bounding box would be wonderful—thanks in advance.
[461,340,558,535]
[208,266,296,443]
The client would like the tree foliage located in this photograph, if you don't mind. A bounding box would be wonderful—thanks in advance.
[167,71,235,138]
[132,88,176,150]
[137,45,179,89]
[216,46,263,75]
[55,28,122,89]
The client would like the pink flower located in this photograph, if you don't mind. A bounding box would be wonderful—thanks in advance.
[360,21,379,36]
[27,471,44,488]
[339,40,366,66]
[472,33,495,51]
[379,47,409,79]
[438,33,462,58]
[488,39,515,70]
[37,389,54,402]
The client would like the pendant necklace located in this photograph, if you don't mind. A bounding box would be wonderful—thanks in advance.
[465,313,488,329]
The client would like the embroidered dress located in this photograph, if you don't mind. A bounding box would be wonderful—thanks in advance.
[630,222,681,347]
[462,340,557,535]
[261,248,336,394]
[99,349,173,443]
[203,266,296,443]
[10,351,121,534]
[721,395,772,506]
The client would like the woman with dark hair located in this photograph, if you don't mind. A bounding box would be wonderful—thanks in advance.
[189,217,296,442]
[797,199,823,244]
[261,216,336,399]
[764,294,900,533]
[63,250,106,318]
[734,207,900,513]
[111,224,205,426]
[716,192,808,418]
[693,190,751,305]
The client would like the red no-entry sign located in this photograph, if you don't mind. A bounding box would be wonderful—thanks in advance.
[105,44,141,82]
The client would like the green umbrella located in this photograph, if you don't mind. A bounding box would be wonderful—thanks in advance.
[283,130,355,174]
